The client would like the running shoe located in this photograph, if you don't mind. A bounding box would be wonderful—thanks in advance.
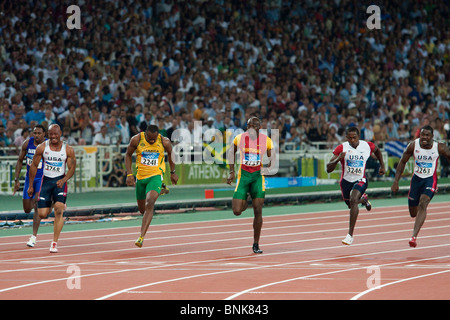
[409,237,417,248]
[49,241,58,253]
[135,236,144,248]
[361,193,372,211]
[252,243,263,254]
[342,234,354,245]
[27,235,36,247]
[160,183,169,195]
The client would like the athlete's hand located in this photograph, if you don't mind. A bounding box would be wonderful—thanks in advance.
[226,172,235,185]
[27,186,34,198]
[13,180,20,195]
[56,179,66,188]
[391,181,399,193]
[126,174,136,187]
[378,165,386,176]
[170,173,178,185]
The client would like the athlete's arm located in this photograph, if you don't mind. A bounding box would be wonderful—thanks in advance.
[391,141,414,193]
[438,142,450,163]
[372,144,386,176]
[326,152,345,173]
[13,139,29,195]
[162,136,178,185]
[261,143,277,176]
[125,134,140,186]
[226,143,238,185]
[27,143,44,197]
[56,145,76,188]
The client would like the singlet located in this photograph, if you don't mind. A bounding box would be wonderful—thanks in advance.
[135,132,166,180]
[26,137,45,179]
[43,140,67,178]
[233,132,273,173]
[413,138,439,179]
[333,140,375,183]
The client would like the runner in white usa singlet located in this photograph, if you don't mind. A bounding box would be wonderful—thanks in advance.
[42,140,68,178]
[391,125,450,248]
[334,140,375,183]
[412,138,439,179]
[326,126,386,246]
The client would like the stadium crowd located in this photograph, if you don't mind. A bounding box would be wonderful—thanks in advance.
[0,0,449,156]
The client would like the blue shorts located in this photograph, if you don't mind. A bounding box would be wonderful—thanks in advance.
[38,176,68,208]
[408,174,436,207]
[340,178,368,206]
[23,175,43,200]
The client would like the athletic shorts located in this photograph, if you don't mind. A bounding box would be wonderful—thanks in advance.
[340,178,368,206]
[23,175,43,200]
[136,175,163,200]
[233,169,265,200]
[38,176,67,208]
[408,174,436,207]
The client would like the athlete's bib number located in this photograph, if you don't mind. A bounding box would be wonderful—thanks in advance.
[45,163,62,173]
[243,153,261,167]
[141,152,159,167]
[415,161,432,175]
[346,160,364,176]
[415,166,431,175]
[346,167,362,175]
[27,157,42,169]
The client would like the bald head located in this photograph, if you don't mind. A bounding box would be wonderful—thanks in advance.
[48,124,62,145]
[48,124,61,132]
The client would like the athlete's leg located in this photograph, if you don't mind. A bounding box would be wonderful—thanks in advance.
[408,206,418,218]
[412,194,431,238]
[52,202,66,242]
[348,188,362,236]
[252,198,264,245]
[140,190,159,238]
[137,199,146,214]
[232,198,248,216]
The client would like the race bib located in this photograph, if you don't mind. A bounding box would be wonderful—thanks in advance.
[27,157,43,169]
[415,161,432,175]
[45,161,63,173]
[346,159,363,176]
[141,152,159,166]
[243,153,261,167]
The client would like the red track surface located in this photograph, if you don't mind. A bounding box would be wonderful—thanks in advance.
[1,202,449,301]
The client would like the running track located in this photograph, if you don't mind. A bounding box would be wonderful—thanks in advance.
[1,202,449,302]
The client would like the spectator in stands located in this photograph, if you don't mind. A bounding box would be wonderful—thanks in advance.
[0,123,10,147]
[360,120,374,142]
[62,126,78,145]
[24,102,45,125]
[106,116,122,146]
[0,0,446,164]
[93,125,111,146]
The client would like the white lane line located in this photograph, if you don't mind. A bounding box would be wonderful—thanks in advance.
[350,269,450,300]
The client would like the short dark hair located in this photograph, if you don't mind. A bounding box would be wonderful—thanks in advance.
[146,124,159,133]
[346,126,359,135]
[34,124,46,132]
[421,125,433,133]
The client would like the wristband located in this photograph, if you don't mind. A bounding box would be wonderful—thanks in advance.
[170,170,176,174]
[127,174,134,177]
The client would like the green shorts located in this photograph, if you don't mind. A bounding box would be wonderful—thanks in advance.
[136,175,163,200]
[233,169,265,200]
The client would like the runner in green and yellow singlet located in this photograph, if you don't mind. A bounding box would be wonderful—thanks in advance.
[126,125,178,248]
